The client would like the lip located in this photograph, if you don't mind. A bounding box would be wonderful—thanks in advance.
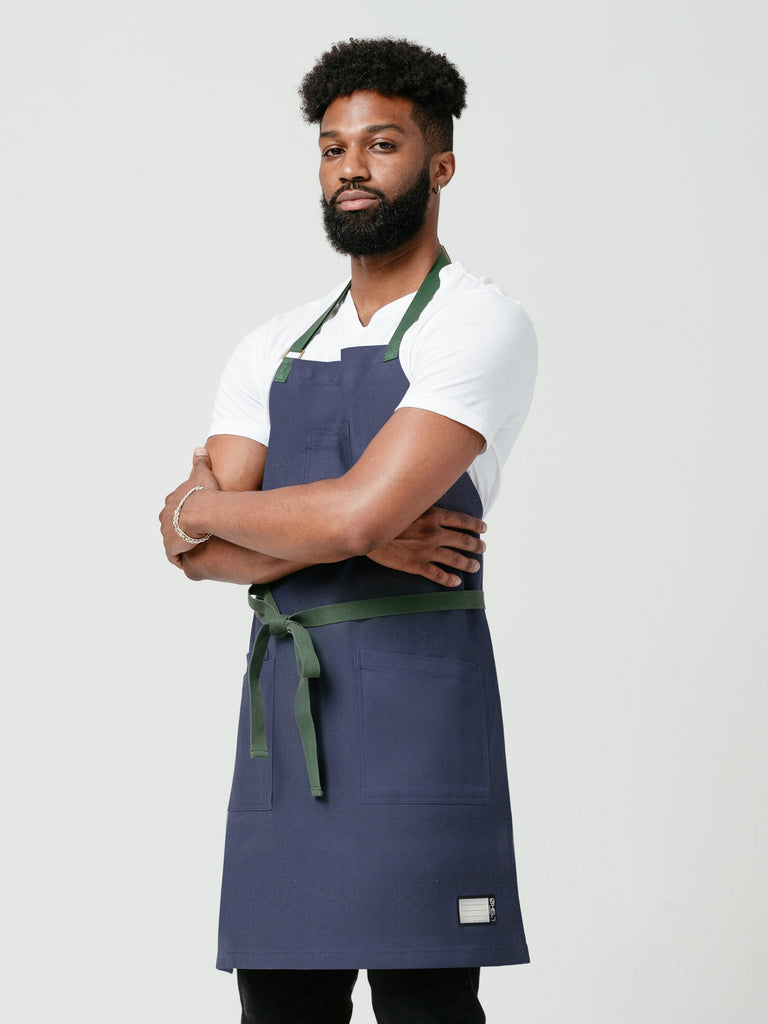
[335,190,379,211]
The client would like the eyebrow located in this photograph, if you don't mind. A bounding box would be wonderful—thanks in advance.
[319,123,406,139]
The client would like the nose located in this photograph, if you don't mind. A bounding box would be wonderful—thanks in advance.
[339,143,370,183]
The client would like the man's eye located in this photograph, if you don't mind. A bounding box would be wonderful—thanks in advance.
[322,147,344,157]
[373,141,395,151]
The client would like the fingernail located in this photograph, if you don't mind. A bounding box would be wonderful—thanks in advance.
[194,447,208,457]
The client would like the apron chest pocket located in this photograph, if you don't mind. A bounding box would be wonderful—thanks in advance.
[303,423,351,483]
[354,648,491,805]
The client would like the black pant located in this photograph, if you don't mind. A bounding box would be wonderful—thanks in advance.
[237,967,485,1024]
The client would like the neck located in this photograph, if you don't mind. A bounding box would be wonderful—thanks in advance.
[348,230,442,327]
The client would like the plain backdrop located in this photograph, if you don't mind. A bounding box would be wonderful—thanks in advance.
[1,2,766,1021]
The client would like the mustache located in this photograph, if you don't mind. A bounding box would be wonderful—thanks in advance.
[328,184,386,205]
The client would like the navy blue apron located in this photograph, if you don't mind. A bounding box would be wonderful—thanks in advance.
[217,254,529,971]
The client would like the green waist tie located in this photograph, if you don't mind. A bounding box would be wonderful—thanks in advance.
[246,585,486,798]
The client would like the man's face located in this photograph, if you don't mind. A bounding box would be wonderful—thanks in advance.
[318,91,433,257]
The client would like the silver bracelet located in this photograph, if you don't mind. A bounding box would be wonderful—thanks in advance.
[173,486,212,545]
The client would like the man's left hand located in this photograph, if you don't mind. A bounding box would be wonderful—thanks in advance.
[160,447,221,567]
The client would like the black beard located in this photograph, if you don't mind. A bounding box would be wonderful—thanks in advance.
[321,167,432,257]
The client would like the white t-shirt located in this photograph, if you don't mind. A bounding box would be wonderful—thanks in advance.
[209,261,537,513]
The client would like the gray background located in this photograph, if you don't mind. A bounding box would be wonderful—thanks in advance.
[1,1,765,1021]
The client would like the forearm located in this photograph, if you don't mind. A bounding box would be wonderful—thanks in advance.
[180,536,313,584]
[181,478,377,563]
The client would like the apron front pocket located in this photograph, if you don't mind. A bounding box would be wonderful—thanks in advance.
[354,648,491,804]
[228,655,274,811]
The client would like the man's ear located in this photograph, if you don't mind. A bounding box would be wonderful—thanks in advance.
[431,151,456,191]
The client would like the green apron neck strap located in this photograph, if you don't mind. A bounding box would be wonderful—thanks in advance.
[382,246,451,363]
[273,246,451,383]
[273,282,351,383]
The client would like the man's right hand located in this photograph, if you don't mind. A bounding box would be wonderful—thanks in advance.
[367,506,486,588]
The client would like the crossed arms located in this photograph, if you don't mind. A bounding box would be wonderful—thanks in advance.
[159,407,488,587]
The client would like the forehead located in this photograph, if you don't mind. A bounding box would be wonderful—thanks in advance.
[319,90,418,137]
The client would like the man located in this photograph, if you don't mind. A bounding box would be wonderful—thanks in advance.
[160,38,537,1024]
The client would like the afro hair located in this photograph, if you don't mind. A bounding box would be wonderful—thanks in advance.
[299,37,467,152]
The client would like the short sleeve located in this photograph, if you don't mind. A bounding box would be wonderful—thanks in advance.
[208,329,271,445]
[397,291,538,457]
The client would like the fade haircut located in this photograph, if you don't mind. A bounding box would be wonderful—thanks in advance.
[299,37,467,154]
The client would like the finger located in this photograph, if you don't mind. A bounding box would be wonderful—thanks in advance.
[192,445,211,469]
[436,529,485,555]
[435,548,481,573]
[423,563,461,588]
[431,506,486,535]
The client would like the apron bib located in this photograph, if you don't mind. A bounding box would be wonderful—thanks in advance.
[217,253,529,970]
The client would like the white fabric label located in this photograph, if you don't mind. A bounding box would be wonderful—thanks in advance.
[458,896,496,925]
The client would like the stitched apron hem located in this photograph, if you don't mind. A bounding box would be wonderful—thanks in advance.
[216,944,531,972]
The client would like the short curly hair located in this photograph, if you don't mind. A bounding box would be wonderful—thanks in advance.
[299,38,467,153]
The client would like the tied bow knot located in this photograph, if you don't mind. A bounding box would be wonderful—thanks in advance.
[247,587,323,797]
[268,615,290,638]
